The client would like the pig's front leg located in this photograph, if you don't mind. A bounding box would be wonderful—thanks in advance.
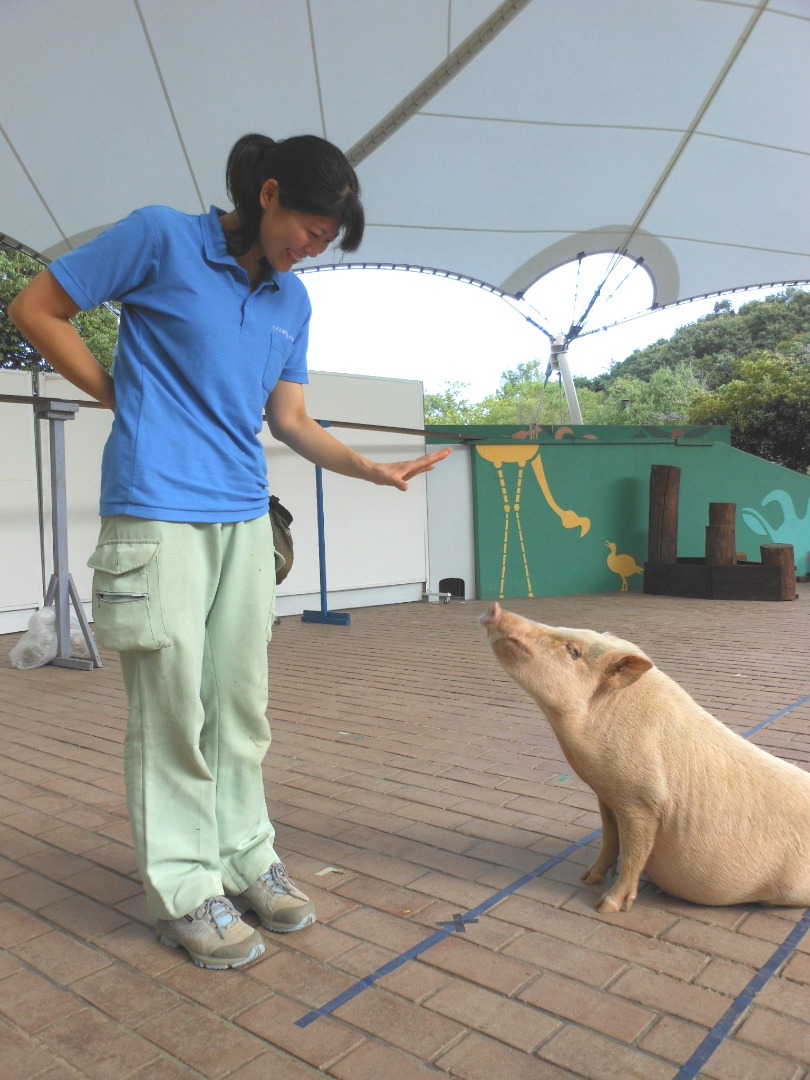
[596,806,658,914]
[582,799,619,885]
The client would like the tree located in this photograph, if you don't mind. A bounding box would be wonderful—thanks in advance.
[688,351,810,473]
[71,307,120,372]
[589,363,707,425]
[479,359,551,424]
[425,359,706,427]
[468,359,588,425]
[598,288,810,391]
[424,362,584,427]
[471,376,601,426]
[423,381,477,425]
[1,246,119,372]
[422,289,810,460]
[0,248,42,369]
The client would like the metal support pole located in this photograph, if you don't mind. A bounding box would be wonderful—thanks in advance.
[301,421,350,626]
[34,399,101,669]
[549,336,583,425]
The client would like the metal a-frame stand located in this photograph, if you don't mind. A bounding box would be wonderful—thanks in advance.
[34,398,101,669]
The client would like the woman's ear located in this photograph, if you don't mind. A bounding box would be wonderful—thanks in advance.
[259,179,279,208]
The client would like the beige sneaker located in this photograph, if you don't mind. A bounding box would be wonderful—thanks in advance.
[156,896,265,969]
[233,862,316,933]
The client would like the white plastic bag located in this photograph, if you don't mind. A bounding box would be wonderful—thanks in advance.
[9,606,90,669]
[9,608,57,669]
[70,620,91,659]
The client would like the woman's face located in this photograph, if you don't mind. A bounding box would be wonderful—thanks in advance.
[258,179,339,273]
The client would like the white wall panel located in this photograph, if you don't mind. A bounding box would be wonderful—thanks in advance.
[0,371,438,633]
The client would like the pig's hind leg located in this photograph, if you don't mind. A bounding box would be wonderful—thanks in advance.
[596,805,659,914]
[582,799,619,886]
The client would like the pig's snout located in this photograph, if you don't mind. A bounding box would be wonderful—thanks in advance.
[479,603,503,632]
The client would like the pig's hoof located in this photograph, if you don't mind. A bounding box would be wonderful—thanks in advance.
[596,889,635,913]
[582,858,616,886]
[596,894,622,913]
[581,868,606,885]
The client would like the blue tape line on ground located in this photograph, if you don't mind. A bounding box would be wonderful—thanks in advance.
[675,911,810,1080]
[742,693,810,741]
[295,827,602,1027]
[296,692,810,1031]
[295,928,451,1028]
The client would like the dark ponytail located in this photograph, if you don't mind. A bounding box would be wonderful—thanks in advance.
[224,133,364,256]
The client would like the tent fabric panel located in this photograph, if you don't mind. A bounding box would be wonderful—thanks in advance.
[325,225,575,293]
[428,0,754,131]
[2,2,201,235]
[0,0,807,314]
[645,138,810,258]
[311,0,453,150]
[648,241,810,306]
[136,0,324,209]
[696,8,810,155]
[0,138,64,256]
[352,116,684,231]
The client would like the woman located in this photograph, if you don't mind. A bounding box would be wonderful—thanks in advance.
[9,133,449,970]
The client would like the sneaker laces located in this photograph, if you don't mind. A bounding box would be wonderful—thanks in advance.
[258,862,297,896]
[188,896,239,938]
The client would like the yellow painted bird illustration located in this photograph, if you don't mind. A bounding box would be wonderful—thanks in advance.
[605,542,644,591]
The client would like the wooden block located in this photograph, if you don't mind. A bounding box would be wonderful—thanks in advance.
[760,544,797,601]
[708,503,736,528]
[644,559,795,602]
[712,564,784,601]
[705,525,736,566]
[647,465,680,565]
[643,561,712,599]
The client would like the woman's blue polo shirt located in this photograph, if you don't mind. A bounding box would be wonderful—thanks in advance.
[50,205,311,523]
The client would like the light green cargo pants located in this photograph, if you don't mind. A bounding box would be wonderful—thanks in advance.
[88,515,279,920]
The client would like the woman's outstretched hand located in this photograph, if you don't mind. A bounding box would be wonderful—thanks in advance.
[371,448,452,491]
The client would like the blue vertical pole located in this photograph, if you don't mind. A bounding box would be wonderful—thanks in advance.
[314,464,328,618]
[301,422,350,626]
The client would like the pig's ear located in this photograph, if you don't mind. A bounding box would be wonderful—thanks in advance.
[603,653,653,688]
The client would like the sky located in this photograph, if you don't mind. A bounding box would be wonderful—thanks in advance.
[300,254,806,405]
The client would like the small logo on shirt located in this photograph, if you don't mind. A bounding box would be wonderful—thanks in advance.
[273,325,295,343]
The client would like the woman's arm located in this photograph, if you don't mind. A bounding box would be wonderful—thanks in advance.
[265,380,450,491]
[8,270,116,410]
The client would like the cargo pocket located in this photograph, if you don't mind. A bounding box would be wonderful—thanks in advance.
[87,540,171,651]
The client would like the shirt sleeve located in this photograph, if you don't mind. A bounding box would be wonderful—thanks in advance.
[280,308,311,385]
[49,207,161,312]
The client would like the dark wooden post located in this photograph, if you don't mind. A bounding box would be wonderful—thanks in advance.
[760,544,797,601]
[648,465,680,564]
[705,503,736,566]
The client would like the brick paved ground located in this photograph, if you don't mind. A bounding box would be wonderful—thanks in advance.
[1,588,809,1079]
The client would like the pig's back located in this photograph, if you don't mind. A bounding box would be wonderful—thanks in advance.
[648,701,810,904]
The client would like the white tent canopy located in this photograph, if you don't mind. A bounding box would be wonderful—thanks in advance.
[2,0,809,320]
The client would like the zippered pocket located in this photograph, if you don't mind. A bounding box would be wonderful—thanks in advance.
[96,592,148,604]
[87,540,170,651]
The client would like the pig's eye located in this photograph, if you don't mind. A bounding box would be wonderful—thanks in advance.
[565,643,581,660]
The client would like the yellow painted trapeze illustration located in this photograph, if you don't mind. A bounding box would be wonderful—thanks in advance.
[476,445,591,597]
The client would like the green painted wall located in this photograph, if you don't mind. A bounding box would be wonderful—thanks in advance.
[428,425,810,599]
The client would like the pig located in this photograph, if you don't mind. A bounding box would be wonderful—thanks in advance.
[480,602,810,913]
